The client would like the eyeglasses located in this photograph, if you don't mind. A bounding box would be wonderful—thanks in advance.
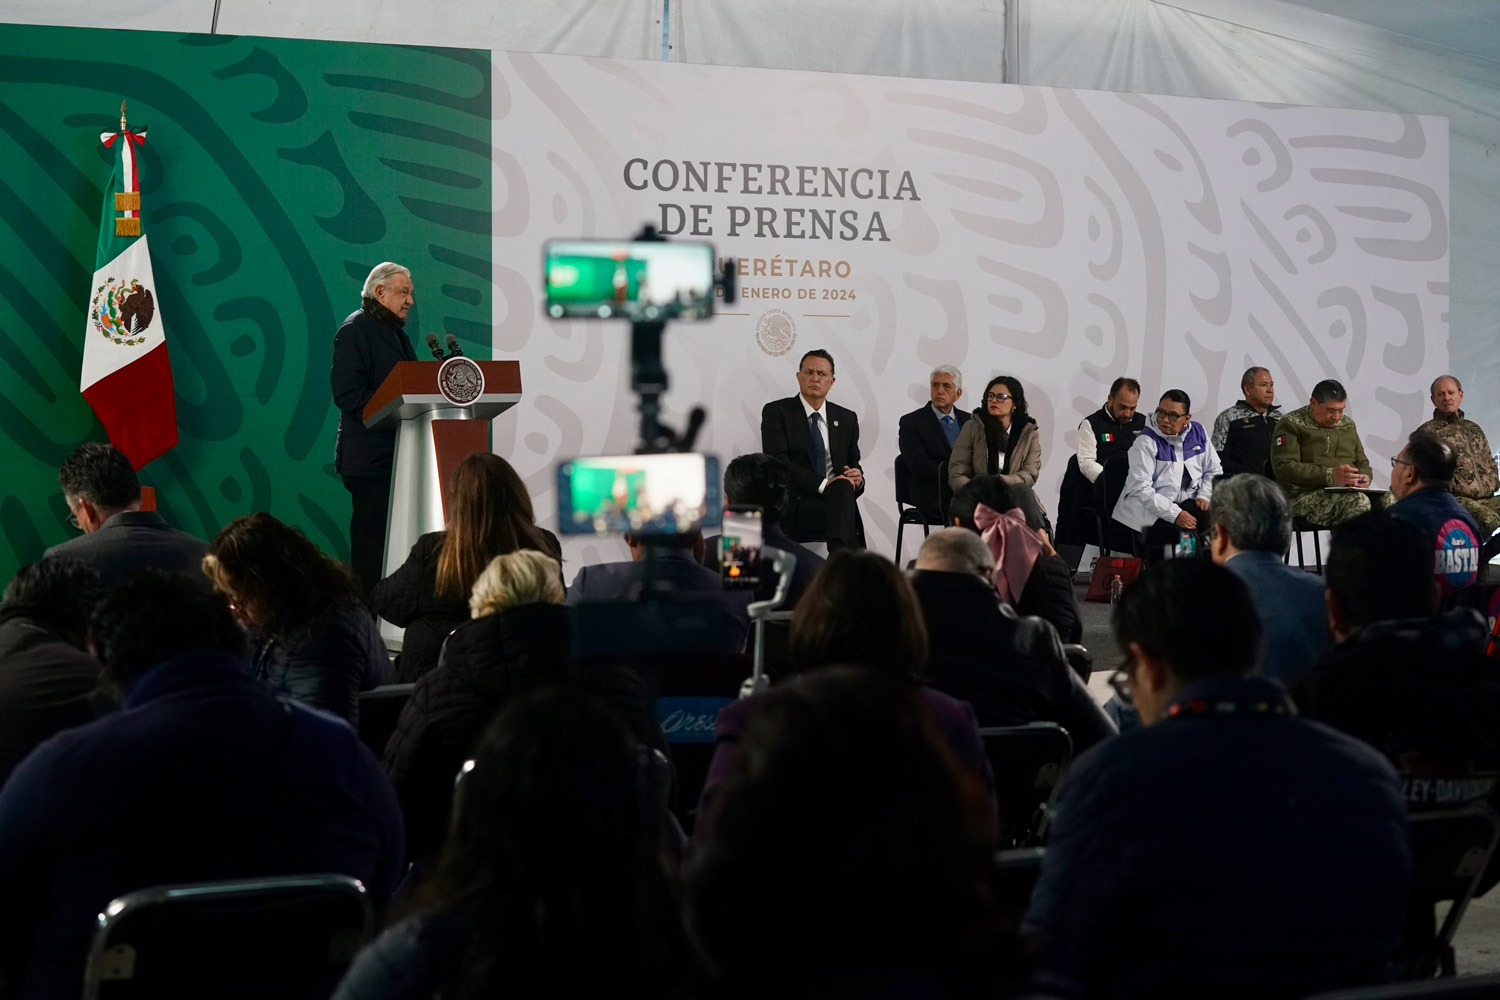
[1155,409,1189,422]
[1108,658,1135,707]
[61,496,81,530]
[1391,456,1412,468]
[985,392,1012,403]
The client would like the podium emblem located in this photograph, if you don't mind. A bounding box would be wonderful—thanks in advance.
[437,356,485,405]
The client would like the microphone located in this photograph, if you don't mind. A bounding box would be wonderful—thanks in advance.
[425,332,443,360]
[444,334,463,358]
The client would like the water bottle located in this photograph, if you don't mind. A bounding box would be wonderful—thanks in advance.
[1109,574,1124,604]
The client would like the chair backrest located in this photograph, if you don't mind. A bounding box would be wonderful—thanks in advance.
[356,683,416,756]
[1093,452,1131,517]
[979,723,1074,847]
[1305,971,1500,999]
[894,454,914,508]
[1399,801,1500,977]
[82,874,373,1000]
[1060,643,1092,682]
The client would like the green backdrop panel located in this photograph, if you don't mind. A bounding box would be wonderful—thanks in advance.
[0,24,492,584]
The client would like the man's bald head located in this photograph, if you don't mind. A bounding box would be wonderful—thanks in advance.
[915,527,994,577]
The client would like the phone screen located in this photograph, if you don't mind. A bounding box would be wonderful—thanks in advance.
[556,453,721,535]
[721,506,764,589]
[544,239,715,322]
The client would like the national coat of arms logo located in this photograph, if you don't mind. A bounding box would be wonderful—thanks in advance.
[90,277,155,346]
[438,355,485,406]
[755,309,797,357]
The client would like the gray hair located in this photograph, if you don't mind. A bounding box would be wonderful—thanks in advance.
[930,365,963,391]
[362,262,411,299]
[914,527,993,576]
[1240,366,1268,388]
[1211,475,1292,555]
[1430,374,1462,394]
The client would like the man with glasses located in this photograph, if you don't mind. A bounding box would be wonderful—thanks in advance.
[1110,390,1221,555]
[1271,378,1383,526]
[760,349,865,550]
[1386,430,1481,598]
[44,442,206,585]
[1027,559,1410,1000]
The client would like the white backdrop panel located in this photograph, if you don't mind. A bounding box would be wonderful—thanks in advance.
[487,52,1448,571]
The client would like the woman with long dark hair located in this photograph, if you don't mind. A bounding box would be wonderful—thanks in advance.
[372,453,560,682]
[333,689,685,1000]
[204,512,390,724]
[948,375,1042,492]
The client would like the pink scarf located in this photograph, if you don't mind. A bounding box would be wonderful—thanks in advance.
[973,502,1043,604]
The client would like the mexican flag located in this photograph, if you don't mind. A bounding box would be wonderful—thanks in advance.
[81,115,177,470]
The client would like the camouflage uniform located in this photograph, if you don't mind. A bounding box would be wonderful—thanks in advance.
[1270,405,1387,526]
[1417,408,1500,539]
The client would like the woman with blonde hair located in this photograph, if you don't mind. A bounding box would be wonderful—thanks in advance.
[204,512,391,724]
[382,548,573,862]
[372,452,560,683]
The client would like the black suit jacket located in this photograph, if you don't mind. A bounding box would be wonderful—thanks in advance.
[760,395,864,500]
[44,511,207,586]
[898,404,970,509]
[331,307,417,478]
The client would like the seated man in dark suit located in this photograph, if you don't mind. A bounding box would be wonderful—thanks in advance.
[566,532,749,650]
[0,571,404,999]
[1207,473,1328,682]
[897,365,970,517]
[0,560,107,789]
[910,529,1114,752]
[1026,559,1411,1000]
[760,349,864,551]
[707,453,824,606]
[45,441,206,584]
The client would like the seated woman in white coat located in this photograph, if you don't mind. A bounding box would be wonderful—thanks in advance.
[1111,389,1223,556]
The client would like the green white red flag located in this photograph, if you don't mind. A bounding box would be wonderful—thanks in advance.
[82,106,177,469]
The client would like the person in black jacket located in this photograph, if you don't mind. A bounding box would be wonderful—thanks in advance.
[332,262,419,598]
[950,476,1083,644]
[896,365,970,517]
[910,529,1114,752]
[373,452,561,683]
[0,560,107,788]
[205,512,391,725]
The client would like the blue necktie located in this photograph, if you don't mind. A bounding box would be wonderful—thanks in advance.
[808,411,828,478]
[942,413,958,446]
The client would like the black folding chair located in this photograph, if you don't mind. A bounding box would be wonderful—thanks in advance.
[1061,643,1092,682]
[356,683,415,756]
[1398,801,1500,978]
[894,455,947,565]
[979,723,1074,848]
[1291,515,1328,574]
[82,874,373,1000]
[1086,453,1133,555]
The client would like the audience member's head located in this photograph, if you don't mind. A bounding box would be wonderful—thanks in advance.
[1325,512,1435,640]
[623,530,702,562]
[949,474,1046,532]
[1309,379,1348,427]
[1390,429,1457,500]
[914,527,995,579]
[789,550,928,682]
[1153,389,1192,436]
[58,442,142,532]
[1106,377,1141,423]
[1209,474,1293,561]
[1112,560,1261,724]
[687,667,1007,994]
[723,453,790,523]
[204,512,361,639]
[2,559,105,648]
[89,570,247,693]
[979,374,1029,427]
[1430,375,1463,415]
[439,453,556,601]
[469,550,564,619]
[419,688,680,996]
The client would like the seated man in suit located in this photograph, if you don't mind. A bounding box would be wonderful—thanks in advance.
[910,528,1114,751]
[897,365,969,518]
[1206,473,1329,683]
[710,453,825,606]
[45,442,206,585]
[760,349,864,551]
[567,532,749,650]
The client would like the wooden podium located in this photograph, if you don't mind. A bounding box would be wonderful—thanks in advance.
[363,358,521,647]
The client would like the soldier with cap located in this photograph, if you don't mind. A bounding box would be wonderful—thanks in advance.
[1271,379,1385,527]
[1417,375,1500,544]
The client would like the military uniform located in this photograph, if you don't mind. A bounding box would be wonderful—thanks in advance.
[1417,408,1500,539]
[1271,405,1386,526]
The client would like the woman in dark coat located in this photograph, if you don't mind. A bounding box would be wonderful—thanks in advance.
[372,452,560,683]
[204,512,390,725]
[948,375,1042,492]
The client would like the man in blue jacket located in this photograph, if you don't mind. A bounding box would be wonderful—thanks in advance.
[1025,559,1411,1000]
[0,571,404,1000]
[1387,429,1482,599]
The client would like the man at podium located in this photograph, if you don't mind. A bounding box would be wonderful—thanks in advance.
[331,262,418,597]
